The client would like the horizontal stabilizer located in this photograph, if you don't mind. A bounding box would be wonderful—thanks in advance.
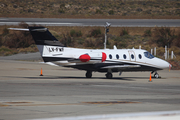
[9,27,64,47]
[9,27,47,32]
[8,28,29,31]
[31,28,47,32]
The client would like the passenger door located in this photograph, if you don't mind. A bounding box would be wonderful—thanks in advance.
[128,50,136,62]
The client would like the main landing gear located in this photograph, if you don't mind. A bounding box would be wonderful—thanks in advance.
[86,71,113,79]
[151,71,160,78]
[105,69,113,79]
[105,72,113,79]
[85,71,92,78]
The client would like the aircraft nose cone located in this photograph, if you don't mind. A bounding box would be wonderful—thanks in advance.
[162,60,171,69]
[169,64,172,69]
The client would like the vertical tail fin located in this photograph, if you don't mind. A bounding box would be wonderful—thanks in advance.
[28,27,64,58]
[28,27,64,47]
[9,27,64,62]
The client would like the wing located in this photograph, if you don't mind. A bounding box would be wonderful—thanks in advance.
[99,64,141,72]
[101,65,141,69]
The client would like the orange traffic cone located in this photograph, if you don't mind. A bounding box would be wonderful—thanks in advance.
[40,68,43,76]
[149,72,152,82]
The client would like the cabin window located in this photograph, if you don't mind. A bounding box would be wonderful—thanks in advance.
[116,54,119,59]
[131,54,134,59]
[123,54,126,59]
[109,54,112,59]
[144,52,154,59]
[139,54,142,59]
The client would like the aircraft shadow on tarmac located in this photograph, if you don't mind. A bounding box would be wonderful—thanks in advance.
[22,76,150,81]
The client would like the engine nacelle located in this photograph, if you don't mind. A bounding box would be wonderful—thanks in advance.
[79,54,91,62]
[79,52,107,62]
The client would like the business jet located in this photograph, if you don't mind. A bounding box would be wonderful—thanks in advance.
[9,27,171,79]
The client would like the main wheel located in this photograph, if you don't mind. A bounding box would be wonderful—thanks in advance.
[106,72,113,79]
[86,71,92,78]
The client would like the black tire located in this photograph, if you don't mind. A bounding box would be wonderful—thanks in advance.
[154,73,159,78]
[106,72,113,79]
[86,71,92,78]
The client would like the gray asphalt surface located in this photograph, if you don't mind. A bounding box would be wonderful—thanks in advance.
[0,18,180,27]
[0,59,180,120]
[0,52,42,61]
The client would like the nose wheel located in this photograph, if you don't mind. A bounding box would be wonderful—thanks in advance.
[153,71,161,78]
[154,73,159,78]
[86,71,92,78]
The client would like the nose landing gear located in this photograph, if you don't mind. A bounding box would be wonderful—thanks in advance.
[152,71,161,78]
[154,72,159,78]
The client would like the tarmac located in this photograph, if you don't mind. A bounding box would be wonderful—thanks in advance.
[0,59,180,120]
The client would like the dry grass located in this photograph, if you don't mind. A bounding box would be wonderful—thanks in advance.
[1,0,180,19]
[1,25,180,40]
[47,26,180,36]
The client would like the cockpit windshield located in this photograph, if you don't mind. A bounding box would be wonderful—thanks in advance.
[144,52,154,59]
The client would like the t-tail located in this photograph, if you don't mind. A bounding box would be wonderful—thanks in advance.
[28,27,64,57]
[9,27,65,63]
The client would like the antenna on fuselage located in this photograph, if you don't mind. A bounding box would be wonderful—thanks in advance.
[104,22,111,49]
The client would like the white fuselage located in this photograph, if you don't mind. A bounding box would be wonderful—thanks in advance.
[39,45,170,72]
